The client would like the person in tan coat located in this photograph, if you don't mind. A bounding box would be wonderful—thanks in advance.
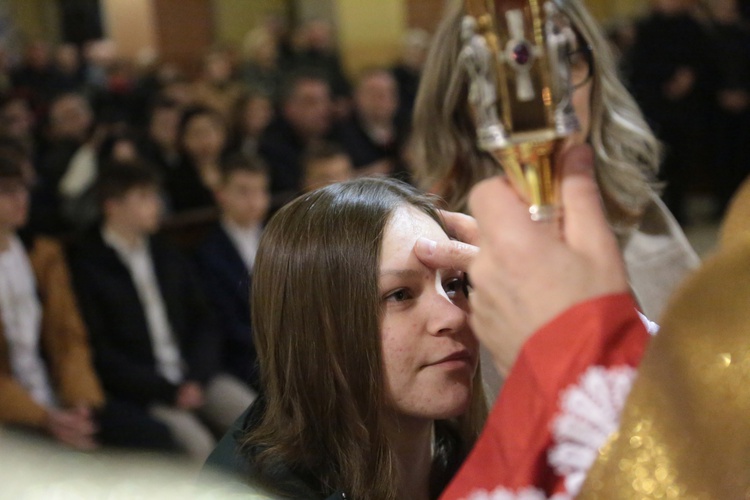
[0,237,104,441]
[0,139,175,451]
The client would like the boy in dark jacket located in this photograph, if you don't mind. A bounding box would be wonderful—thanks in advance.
[69,161,254,461]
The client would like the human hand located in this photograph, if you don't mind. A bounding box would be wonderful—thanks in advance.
[414,210,479,272]
[467,145,629,374]
[45,406,99,451]
[176,381,204,410]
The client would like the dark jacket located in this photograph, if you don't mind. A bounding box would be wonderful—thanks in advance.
[194,224,260,391]
[68,231,220,405]
[338,112,403,171]
[627,12,715,128]
[203,396,347,500]
[258,118,308,197]
[163,157,217,213]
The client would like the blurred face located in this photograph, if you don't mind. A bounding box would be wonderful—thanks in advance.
[305,21,333,51]
[303,155,353,192]
[49,95,93,141]
[250,33,278,66]
[106,186,162,235]
[0,100,34,139]
[355,72,398,125]
[0,177,30,233]
[26,42,50,69]
[379,206,478,423]
[243,96,273,136]
[218,171,270,227]
[162,81,193,107]
[149,106,180,149]
[182,114,226,161]
[284,79,332,139]
[205,53,232,84]
[110,139,139,163]
[55,44,80,73]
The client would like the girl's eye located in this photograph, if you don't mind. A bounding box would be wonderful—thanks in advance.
[443,277,468,299]
[385,288,412,302]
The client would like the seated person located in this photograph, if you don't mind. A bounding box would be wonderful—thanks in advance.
[301,142,353,192]
[68,161,254,462]
[204,177,488,499]
[258,70,340,209]
[0,143,174,452]
[164,105,227,214]
[338,68,408,178]
[194,155,270,392]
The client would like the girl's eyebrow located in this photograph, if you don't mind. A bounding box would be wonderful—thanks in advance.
[379,269,423,278]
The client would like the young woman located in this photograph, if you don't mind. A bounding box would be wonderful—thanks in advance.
[164,105,227,213]
[205,177,487,499]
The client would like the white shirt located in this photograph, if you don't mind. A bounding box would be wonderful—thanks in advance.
[222,219,262,272]
[0,235,55,407]
[102,227,184,384]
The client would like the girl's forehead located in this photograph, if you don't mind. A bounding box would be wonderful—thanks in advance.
[383,206,448,250]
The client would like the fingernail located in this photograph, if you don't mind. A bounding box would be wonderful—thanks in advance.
[416,237,437,256]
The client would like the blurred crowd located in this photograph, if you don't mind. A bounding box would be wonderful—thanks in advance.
[608,0,750,223]
[1,0,750,467]
[0,14,431,464]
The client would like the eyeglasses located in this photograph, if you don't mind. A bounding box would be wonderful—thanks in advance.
[567,32,593,90]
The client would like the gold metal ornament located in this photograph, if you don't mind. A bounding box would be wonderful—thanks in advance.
[460,0,580,220]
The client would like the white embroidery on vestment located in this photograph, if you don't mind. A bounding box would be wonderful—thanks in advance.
[548,365,637,496]
[464,486,571,500]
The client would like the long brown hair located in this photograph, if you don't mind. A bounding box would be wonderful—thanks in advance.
[411,0,661,231]
[244,177,487,499]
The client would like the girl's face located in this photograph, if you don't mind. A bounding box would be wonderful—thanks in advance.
[379,206,478,423]
[182,114,226,160]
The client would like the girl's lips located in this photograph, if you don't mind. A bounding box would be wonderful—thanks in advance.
[426,349,474,367]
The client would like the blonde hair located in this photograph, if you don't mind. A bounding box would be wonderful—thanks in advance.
[411,0,661,231]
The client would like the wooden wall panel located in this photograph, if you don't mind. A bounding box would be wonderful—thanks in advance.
[152,0,215,77]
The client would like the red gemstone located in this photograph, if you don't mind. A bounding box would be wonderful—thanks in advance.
[513,43,530,65]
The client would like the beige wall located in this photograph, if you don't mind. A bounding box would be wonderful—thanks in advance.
[585,0,650,24]
[334,0,406,79]
[100,0,157,61]
[213,0,287,46]
[8,0,60,43]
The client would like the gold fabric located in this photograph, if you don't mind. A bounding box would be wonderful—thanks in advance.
[578,181,750,499]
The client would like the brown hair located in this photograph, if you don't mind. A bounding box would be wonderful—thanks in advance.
[95,160,160,207]
[411,0,661,231]
[219,153,268,184]
[244,177,486,499]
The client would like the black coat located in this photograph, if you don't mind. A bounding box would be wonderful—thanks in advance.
[68,231,220,405]
[194,224,260,391]
[257,118,308,197]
